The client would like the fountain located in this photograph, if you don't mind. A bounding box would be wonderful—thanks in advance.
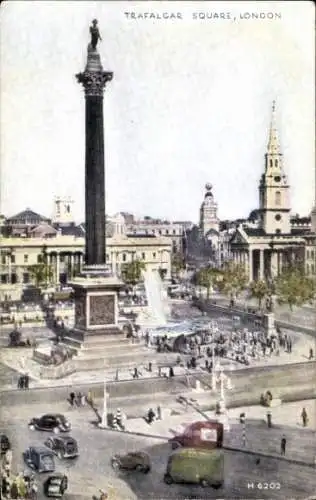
[139,269,171,326]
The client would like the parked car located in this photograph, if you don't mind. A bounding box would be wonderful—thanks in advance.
[169,421,223,450]
[23,446,55,473]
[28,414,71,433]
[44,436,78,459]
[164,447,224,488]
[43,473,68,497]
[111,451,151,473]
[0,434,11,455]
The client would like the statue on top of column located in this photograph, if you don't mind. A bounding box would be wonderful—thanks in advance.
[89,19,102,50]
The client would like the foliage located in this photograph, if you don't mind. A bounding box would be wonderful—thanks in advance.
[193,267,223,299]
[28,263,54,287]
[121,259,146,285]
[171,252,186,277]
[274,265,315,310]
[218,261,248,299]
[248,280,270,309]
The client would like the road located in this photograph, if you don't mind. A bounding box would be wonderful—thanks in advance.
[1,400,316,499]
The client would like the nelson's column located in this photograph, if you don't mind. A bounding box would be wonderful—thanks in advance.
[69,20,122,340]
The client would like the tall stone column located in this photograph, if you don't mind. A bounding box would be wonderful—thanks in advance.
[76,45,113,268]
[55,253,60,284]
[259,249,264,280]
[248,249,253,282]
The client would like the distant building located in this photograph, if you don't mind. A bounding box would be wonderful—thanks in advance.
[52,196,75,225]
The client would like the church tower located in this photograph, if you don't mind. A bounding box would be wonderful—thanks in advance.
[199,183,219,236]
[52,196,75,225]
[258,101,291,234]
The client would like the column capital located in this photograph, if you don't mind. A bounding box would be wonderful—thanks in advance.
[76,70,113,97]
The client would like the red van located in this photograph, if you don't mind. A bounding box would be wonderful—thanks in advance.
[169,421,223,450]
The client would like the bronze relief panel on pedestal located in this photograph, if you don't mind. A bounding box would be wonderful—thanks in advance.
[89,294,115,326]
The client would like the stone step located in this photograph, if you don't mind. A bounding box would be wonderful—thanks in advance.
[73,352,153,371]
[76,343,147,358]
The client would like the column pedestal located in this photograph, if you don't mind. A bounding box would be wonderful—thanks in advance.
[68,268,124,341]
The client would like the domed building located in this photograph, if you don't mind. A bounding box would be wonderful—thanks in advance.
[199,183,220,237]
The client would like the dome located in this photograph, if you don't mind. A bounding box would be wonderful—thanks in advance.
[248,209,260,221]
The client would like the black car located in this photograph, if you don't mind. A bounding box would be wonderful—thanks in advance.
[111,451,151,473]
[44,436,78,459]
[23,446,55,473]
[28,414,71,433]
[0,434,11,455]
[43,474,68,498]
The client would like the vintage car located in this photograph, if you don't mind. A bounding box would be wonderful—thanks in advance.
[169,421,223,450]
[28,414,71,433]
[43,473,68,497]
[0,434,11,455]
[23,446,55,473]
[111,451,151,473]
[164,447,224,488]
[44,435,79,459]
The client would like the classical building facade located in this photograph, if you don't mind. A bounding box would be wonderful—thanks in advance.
[230,102,308,281]
[0,210,172,300]
[125,217,185,254]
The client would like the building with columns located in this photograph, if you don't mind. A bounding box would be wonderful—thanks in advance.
[230,101,307,282]
[0,211,172,300]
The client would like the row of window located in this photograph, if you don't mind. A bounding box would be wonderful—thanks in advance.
[306,264,315,274]
[1,251,164,266]
[132,228,181,236]
[306,250,315,260]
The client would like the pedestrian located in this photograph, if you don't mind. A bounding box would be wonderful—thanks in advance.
[169,366,174,378]
[280,435,286,456]
[267,410,272,428]
[309,348,314,360]
[76,392,82,407]
[115,368,119,381]
[69,392,75,407]
[87,390,94,407]
[116,408,122,428]
[10,480,19,499]
[24,373,29,389]
[81,393,86,406]
[301,407,308,427]
[148,361,152,372]
[157,405,161,420]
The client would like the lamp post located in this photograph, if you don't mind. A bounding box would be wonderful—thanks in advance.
[99,360,108,428]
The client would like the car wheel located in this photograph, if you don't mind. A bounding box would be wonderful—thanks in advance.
[200,479,209,488]
[143,466,151,474]
[28,424,35,431]
[212,482,223,489]
[53,426,60,434]
[111,460,120,471]
[164,474,173,484]
[171,441,181,450]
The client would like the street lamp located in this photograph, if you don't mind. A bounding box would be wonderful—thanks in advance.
[99,360,108,429]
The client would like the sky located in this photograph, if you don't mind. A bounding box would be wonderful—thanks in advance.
[0,1,315,224]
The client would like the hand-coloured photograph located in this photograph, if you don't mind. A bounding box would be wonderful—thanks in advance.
[0,1,315,499]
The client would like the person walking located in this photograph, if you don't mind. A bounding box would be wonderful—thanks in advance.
[308,348,314,360]
[267,410,272,428]
[280,435,286,456]
[301,407,308,427]
[157,405,161,420]
[69,392,75,407]
[115,408,122,428]
[24,373,30,389]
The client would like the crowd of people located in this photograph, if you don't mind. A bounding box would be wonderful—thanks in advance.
[1,448,38,499]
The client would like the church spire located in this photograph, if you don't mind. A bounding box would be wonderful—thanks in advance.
[267,100,280,155]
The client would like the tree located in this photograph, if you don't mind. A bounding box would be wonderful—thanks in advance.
[121,259,146,286]
[248,279,270,309]
[28,263,54,288]
[171,252,186,278]
[218,261,248,303]
[274,265,315,311]
[193,267,223,299]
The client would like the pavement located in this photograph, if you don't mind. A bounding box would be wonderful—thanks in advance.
[124,399,316,465]
[1,397,316,499]
[1,303,315,389]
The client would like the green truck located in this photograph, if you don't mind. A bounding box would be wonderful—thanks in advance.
[164,447,224,489]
